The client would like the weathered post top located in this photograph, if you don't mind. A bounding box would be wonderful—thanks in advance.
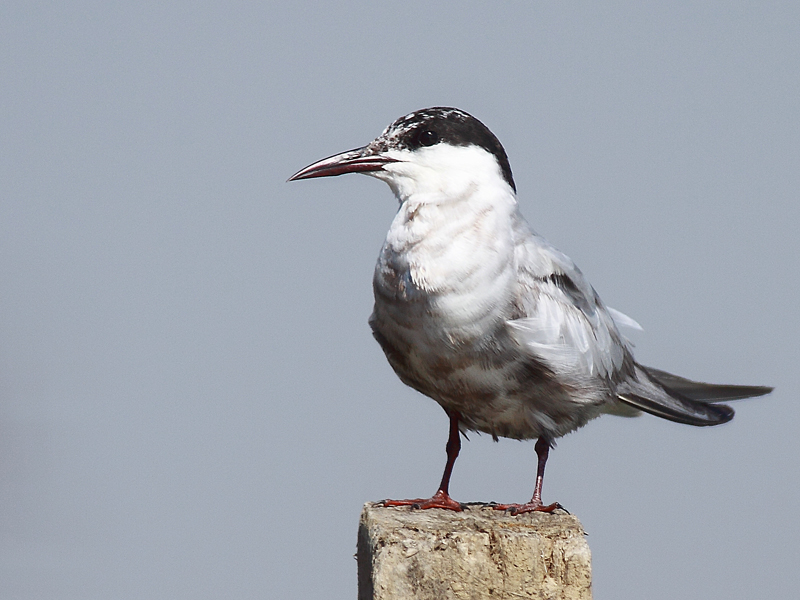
[357,502,592,600]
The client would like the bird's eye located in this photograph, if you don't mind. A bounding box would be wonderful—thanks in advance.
[417,129,439,147]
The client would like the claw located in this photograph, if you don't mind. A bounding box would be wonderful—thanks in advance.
[381,489,463,512]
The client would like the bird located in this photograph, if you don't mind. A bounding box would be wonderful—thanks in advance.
[288,107,772,514]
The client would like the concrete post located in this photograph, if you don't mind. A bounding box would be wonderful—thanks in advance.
[357,502,591,600]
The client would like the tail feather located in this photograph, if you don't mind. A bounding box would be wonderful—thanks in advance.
[616,365,736,426]
[641,366,773,403]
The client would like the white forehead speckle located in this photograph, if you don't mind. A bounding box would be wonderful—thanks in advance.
[376,108,472,148]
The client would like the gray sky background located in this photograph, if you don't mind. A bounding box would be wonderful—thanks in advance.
[1,2,798,598]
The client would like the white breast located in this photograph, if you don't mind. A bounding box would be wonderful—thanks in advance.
[374,182,518,339]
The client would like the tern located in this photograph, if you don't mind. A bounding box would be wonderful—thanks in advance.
[289,107,772,514]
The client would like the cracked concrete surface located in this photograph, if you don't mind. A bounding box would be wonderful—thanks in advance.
[357,503,591,600]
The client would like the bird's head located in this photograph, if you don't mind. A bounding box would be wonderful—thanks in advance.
[289,107,516,204]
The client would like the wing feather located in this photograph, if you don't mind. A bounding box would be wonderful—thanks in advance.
[642,366,773,402]
[508,225,631,382]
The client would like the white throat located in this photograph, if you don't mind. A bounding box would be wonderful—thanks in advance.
[372,144,519,317]
[369,143,515,207]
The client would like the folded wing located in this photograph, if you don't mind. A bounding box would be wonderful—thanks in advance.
[509,223,771,426]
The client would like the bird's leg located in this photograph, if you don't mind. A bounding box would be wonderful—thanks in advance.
[494,436,561,515]
[381,410,464,511]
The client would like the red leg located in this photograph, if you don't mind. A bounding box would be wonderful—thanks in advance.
[382,410,464,511]
[494,437,560,515]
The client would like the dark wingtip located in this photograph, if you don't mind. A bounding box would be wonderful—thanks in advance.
[641,366,774,403]
[616,364,744,426]
[751,386,775,397]
[712,402,735,425]
[618,392,736,426]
